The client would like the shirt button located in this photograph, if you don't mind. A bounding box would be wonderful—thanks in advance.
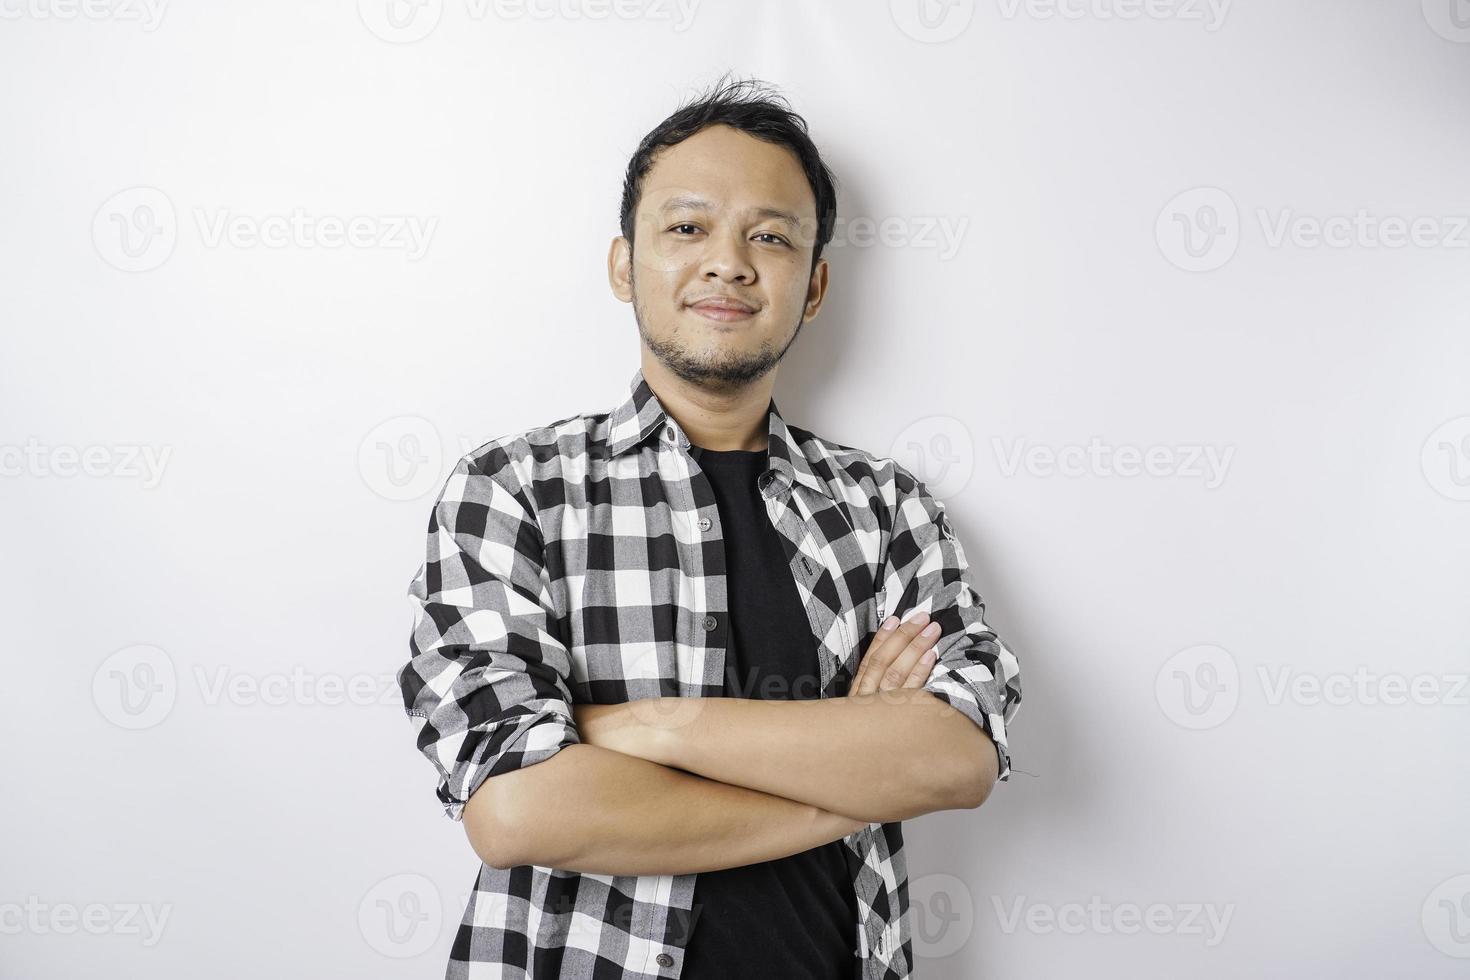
[655,952,674,968]
[697,517,712,531]
[702,614,717,631]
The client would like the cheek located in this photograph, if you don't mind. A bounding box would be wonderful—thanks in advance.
[633,259,697,302]
[634,236,696,276]
[769,284,810,319]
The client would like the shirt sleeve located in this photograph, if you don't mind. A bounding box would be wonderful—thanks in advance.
[879,460,1023,782]
[397,446,581,822]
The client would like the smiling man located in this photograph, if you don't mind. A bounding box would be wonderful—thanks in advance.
[398,74,1023,980]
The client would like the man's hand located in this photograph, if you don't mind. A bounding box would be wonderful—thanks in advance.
[848,610,942,696]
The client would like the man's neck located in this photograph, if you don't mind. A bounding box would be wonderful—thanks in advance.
[638,354,774,452]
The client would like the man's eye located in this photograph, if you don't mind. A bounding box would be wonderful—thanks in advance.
[754,233,790,246]
[669,224,700,235]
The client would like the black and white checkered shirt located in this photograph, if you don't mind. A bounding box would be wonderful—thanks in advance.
[398,366,1023,979]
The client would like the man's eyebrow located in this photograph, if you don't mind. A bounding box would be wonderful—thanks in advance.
[657,195,804,230]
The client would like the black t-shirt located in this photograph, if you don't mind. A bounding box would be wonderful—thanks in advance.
[677,443,859,980]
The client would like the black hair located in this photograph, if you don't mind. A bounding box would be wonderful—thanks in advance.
[618,72,839,273]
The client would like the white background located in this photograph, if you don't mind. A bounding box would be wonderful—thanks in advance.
[3,1,1469,977]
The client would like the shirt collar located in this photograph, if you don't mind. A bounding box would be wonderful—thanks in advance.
[606,365,833,500]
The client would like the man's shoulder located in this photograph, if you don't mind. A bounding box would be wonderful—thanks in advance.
[783,421,915,503]
[451,408,609,487]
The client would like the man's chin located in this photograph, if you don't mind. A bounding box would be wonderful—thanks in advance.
[659,353,777,390]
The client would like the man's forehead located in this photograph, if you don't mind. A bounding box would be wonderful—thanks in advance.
[640,131,815,219]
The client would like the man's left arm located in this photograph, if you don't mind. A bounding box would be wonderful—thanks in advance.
[886,460,1023,798]
[577,462,1023,824]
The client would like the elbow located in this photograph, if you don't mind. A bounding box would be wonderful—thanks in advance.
[934,769,993,813]
[462,749,578,868]
[913,689,1000,812]
[937,736,1001,812]
[462,776,531,869]
[954,767,997,810]
[865,773,978,824]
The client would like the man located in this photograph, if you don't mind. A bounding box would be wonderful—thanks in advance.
[398,74,1023,980]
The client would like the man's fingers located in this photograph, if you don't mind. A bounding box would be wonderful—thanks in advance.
[849,618,891,695]
[853,621,907,696]
[901,648,937,688]
[853,613,935,696]
[849,625,880,689]
[879,620,941,691]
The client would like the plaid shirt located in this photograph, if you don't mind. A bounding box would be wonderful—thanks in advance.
[398,366,1023,980]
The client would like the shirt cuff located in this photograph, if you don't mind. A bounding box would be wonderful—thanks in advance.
[922,664,1012,782]
[434,709,581,822]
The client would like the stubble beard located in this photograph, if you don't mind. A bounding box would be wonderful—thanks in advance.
[630,265,806,394]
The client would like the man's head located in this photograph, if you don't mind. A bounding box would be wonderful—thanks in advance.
[608,74,838,393]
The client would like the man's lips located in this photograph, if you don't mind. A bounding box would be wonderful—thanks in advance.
[687,299,758,322]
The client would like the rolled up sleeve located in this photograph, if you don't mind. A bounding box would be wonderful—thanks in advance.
[397,447,580,822]
[880,461,1023,782]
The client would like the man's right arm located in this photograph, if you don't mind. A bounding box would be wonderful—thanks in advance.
[468,742,867,875]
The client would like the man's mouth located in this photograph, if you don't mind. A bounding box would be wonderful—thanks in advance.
[687,297,758,322]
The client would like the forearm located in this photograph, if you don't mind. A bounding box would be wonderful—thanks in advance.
[630,689,995,824]
[473,743,869,876]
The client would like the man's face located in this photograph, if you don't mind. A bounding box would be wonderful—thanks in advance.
[610,123,828,392]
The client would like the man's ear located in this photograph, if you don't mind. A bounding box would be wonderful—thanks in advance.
[607,236,634,303]
[802,257,829,322]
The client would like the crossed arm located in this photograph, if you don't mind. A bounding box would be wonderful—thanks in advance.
[570,654,999,823]
[474,615,998,875]
[472,697,993,876]
[402,451,1021,877]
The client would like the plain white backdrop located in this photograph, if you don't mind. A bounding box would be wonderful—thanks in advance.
[3,1,1469,977]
